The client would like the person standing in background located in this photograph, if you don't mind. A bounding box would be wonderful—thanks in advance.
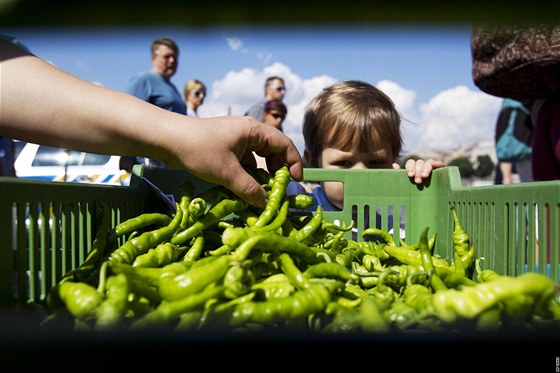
[126,38,186,115]
[183,79,206,117]
[254,100,288,171]
[262,99,287,132]
[494,98,534,184]
[244,76,286,122]
[531,97,560,181]
[122,37,186,171]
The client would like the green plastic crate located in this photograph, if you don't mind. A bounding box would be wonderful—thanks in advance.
[1,165,559,307]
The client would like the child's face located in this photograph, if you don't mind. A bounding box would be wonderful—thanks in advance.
[318,145,394,210]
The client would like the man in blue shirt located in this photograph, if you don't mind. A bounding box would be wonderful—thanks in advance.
[127,38,186,114]
[123,38,187,170]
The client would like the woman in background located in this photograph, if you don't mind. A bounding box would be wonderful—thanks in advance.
[183,79,206,117]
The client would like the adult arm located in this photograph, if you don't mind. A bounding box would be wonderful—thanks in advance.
[0,39,303,208]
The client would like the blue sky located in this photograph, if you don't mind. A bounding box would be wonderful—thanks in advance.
[3,24,502,155]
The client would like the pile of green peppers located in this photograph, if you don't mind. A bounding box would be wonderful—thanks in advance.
[42,166,560,334]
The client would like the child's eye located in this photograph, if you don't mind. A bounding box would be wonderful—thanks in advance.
[368,160,390,169]
[333,161,353,168]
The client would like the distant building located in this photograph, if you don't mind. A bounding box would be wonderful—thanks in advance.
[406,139,501,187]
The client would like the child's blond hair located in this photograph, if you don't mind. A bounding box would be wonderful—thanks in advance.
[303,80,403,166]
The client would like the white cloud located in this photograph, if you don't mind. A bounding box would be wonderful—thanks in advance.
[405,86,502,153]
[257,51,273,64]
[199,63,502,157]
[226,37,244,52]
[200,62,336,154]
[376,79,416,113]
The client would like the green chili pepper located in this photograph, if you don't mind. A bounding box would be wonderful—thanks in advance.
[220,226,252,248]
[418,227,447,292]
[178,181,195,230]
[107,213,172,244]
[182,234,205,263]
[237,209,259,227]
[132,242,186,268]
[187,197,207,226]
[404,283,434,314]
[362,227,396,246]
[224,226,317,262]
[383,245,450,269]
[454,251,466,276]
[278,252,311,290]
[203,282,336,330]
[251,273,295,301]
[385,299,419,329]
[433,266,476,288]
[252,165,291,228]
[59,281,103,320]
[158,255,232,301]
[461,244,476,275]
[230,231,319,264]
[477,268,502,283]
[362,254,384,272]
[178,195,192,231]
[351,261,377,277]
[335,250,354,268]
[383,265,423,290]
[450,204,469,257]
[109,260,190,289]
[95,273,129,331]
[322,219,354,234]
[432,272,556,323]
[288,193,315,210]
[109,203,182,264]
[223,264,255,299]
[475,304,503,332]
[176,310,204,331]
[371,268,397,305]
[323,231,348,253]
[126,275,162,304]
[259,198,289,232]
[132,282,225,329]
[290,205,323,242]
[304,262,358,283]
[171,196,247,246]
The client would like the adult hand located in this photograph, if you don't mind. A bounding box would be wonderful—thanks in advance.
[164,115,303,208]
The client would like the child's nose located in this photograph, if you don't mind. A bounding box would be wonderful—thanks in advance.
[352,162,368,170]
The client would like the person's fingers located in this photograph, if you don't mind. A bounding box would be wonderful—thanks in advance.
[240,151,258,169]
[220,162,269,208]
[405,159,419,178]
[251,125,303,181]
[265,153,286,174]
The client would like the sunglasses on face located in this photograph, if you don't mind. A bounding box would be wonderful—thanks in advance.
[194,90,206,98]
[269,112,285,120]
[272,86,286,92]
